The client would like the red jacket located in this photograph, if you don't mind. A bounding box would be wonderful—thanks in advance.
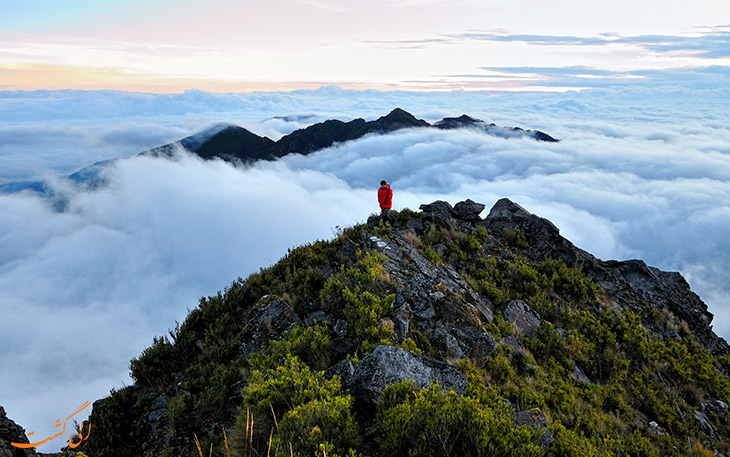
[378,184,393,209]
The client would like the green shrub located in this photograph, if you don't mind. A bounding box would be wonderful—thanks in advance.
[377,381,542,457]
[506,228,528,248]
[321,251,395,356]
[280,395,358,456]
[130,335,176,387]
[248,323,331,372]
[241,355,357,456]
[475,226,489,242]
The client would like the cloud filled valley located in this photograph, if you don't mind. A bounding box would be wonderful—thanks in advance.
[1,87,730,450]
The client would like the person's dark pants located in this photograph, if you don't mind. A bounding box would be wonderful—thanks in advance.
[380,207,391,223]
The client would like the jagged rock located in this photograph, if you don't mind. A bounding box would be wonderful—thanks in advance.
[473,299,495,323]
[452,327,499,361]
[695,410,715,436]
[703,400,730,427]
[404,219,425,233]
[366,214,381,229]
[452,199,486,221]
[602,259,728,354]
[0,406,36,457]
[239,295,302,357]
[419,200,457,229]
[482,198,729,356]
[648,421,669,437]
[334,319,348,337]
[341,238,359,260]
[325,359,355,386]
[513,408,554,451]
[501,334,529,356]
[499,300,541,339]
[350,346,467,404]
[391,303,411,343]
[305,310,332,327]
[571,365,591,384]
[433,326,467,360]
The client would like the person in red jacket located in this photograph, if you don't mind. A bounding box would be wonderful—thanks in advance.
[378,180,393,224]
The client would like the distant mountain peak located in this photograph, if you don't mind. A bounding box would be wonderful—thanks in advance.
[139,108,559,165]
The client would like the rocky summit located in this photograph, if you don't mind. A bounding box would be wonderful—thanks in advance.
[67,198,730,457]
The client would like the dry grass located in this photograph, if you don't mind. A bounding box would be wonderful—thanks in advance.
[194,427,230,457]
[401,230,421,248]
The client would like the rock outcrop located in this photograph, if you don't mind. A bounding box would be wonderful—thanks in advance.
[349,346,468,405]
[480,198,729,355]
[0,406,36,457]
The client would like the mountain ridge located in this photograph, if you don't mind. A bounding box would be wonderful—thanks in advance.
[71,197,730,457]
[142,108,559,164]
[1,109,558,194]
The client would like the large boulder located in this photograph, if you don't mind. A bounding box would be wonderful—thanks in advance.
[452,199,486,221]
[499,300,541,339]
[419,200,457,229]
[350,346,467,404]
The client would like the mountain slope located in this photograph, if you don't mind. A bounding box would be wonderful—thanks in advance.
[140,108,559,165]
[82,198,730,457]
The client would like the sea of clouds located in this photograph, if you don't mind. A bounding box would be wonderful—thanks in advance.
[1,85,729,450]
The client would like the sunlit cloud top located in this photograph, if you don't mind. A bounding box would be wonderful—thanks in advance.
[1,0,729,92]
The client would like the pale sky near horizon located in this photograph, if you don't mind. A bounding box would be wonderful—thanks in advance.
[1,0,729,92]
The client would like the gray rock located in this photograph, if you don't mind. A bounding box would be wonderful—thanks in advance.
[366,214,381,228]
[342,238,359,260]
[392,304,411,343]
[433,327,466,360]
[334,319,348,337]
[240,295,303,357]
[325,359,355,387]
[454,327,499,361]
[419,200,457,229]
[501,334,528,355]
[405,219,425,233]
[473,299,495,324]
[499,300,541,338]
[453,199,486,221]
[351,346,467,404]
[571,365,591,384]
[694,410,714,436]
[648,421,669,437]
[513,408,554,451]
[305,310,332,327]
[0,406,37,457]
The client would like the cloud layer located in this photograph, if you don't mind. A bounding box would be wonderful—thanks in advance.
[1,87,730,450]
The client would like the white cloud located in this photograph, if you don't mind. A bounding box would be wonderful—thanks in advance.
[2,86,730,451]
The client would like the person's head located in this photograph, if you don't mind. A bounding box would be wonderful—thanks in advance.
[380,180,387,187]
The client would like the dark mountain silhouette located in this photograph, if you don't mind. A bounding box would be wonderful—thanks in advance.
[2,109,558,194]
[194,126,276,161]
[142,108,558,164]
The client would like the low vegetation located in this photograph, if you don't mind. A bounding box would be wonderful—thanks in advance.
[88,208,730,457]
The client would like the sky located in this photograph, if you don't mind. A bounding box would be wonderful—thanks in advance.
[1,0,729,91]
[1,0,730,453]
